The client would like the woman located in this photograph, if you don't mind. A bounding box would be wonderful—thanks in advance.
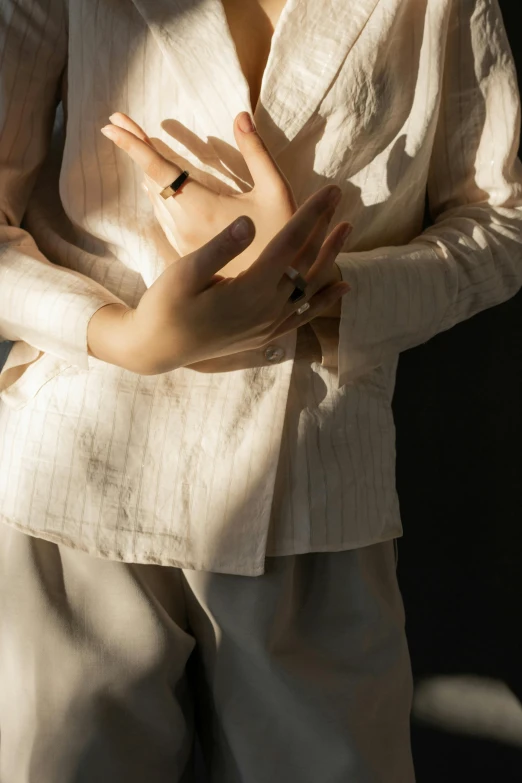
[0,1,521,781]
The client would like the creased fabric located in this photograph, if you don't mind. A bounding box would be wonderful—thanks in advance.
[0,0,521,575]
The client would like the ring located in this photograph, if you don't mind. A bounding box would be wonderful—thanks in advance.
[285,265,308,303]
[289,285,306,303]
[160,170,190,199]
[296,302,310,315]
[284,265,301,282]
[284,266,307,289]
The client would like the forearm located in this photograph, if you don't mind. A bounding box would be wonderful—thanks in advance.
[334,206,522,387]
[0,0,131,386]
[312,0,522,385]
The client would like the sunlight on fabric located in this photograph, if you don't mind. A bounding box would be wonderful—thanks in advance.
[413,675,522,747]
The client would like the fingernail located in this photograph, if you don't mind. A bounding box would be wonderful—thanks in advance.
[238,112,256,133]
[230,216,251,241]
[100,126,117,138]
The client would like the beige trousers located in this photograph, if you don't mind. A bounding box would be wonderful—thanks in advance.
[0,521,415,783]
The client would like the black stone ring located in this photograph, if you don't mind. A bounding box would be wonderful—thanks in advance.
[160,170,190,199]
[289,285,307,303]
[284,266,308,303]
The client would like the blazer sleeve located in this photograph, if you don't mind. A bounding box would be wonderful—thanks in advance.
[0,0,127,386]
[326,0,522,388]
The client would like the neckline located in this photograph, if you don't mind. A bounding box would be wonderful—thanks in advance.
[215,0,293,119]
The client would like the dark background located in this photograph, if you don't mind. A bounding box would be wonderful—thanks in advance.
[393,1,522,779]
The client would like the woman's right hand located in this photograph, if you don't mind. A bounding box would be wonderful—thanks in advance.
[87,184,351,376]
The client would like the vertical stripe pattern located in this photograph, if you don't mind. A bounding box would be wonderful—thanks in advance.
[0,0,521,575]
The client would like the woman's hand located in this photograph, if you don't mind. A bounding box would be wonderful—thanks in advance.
[95,111,351,373]
[87,187,352,375]
[100,111,350,291]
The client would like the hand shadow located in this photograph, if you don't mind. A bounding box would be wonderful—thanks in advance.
[150,118,254,194]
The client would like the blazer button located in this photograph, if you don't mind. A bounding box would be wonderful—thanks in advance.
[264,345,285,363]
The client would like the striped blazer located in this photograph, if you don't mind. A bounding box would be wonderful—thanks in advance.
[1,0,521,575]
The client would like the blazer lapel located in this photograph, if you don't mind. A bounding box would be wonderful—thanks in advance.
[257,0,383,157]
[129,0,382,158]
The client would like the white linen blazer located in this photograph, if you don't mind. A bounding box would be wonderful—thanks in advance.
[1,0,521,575]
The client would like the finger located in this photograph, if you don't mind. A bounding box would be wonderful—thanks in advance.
[233,112,294,199]
[266,283,351,341]
[272,223,350,324]
[178,216,256,294]
[274,209,336,301]
[278,220,351,301]
[100,122,207,201]
[304,222,352,288]
[149,193,182,252]
[274,217,349,302]
[108,112,153,145]
[245,185,341,288]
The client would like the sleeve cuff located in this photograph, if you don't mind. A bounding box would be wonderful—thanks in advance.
[334,245,448,387]
[0,244,129,380]
[0,297,124,404]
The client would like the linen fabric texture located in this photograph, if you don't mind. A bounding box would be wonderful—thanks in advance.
[0,0,521,575]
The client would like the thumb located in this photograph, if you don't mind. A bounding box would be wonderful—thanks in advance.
[182,215,255,292]
[233,112,290,194]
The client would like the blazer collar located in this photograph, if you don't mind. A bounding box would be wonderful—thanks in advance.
[130,0,382,158]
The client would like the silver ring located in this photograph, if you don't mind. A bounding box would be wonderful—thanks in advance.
[284,265,300,281]
[285,265,308,306]
[284,266,307,290]
[296,302,310,315]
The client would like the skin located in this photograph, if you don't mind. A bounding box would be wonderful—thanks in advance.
[87,185,351,374]
[101,111,348,288]
[221,0,348,318]
[89,0,352,374]
[221,0,286,114]
[99,111,350,371]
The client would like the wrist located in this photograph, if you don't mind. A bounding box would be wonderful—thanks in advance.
[87,302,139,370]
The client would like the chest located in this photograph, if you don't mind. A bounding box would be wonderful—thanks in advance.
[220,0,287,113]
[61,0,446,250]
